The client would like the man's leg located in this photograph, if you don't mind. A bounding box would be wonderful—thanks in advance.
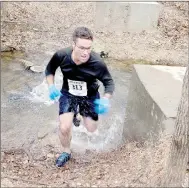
[83,117,98,132]
[56,92,77,167]
[80,92,99,133]
[59,112,74,154]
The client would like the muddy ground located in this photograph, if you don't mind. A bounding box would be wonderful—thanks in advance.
[1,2,189,187]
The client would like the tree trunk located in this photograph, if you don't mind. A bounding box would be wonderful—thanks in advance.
[164,65,189,187]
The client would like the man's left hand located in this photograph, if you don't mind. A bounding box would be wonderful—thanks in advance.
[94,98,110,115]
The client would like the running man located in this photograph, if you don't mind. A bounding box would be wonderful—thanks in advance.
[45,27,115,167]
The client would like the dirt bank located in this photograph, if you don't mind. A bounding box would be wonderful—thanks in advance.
[1,2,188,65]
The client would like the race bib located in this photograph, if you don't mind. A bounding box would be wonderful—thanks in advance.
[68,79,87,96]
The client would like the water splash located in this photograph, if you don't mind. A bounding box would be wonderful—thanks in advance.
[27,68,131,152]
[28,68,63,106]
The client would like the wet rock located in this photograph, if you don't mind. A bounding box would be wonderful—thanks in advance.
[30,65,45,73]
[1,45,17,52]
[18,59,34,70]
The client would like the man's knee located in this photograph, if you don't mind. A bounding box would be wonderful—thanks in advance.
[84,120,97,133]
[59,122,72,135]
[59,113,73,135]
[86,125,97,132]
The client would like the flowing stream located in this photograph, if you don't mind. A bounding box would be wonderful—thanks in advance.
[1,52,132,155]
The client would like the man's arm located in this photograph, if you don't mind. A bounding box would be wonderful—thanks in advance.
[45,51,64,100]
[93,59,115,114]
[97,63,115,98]
[45,51,62,85]
[46,74,55,86]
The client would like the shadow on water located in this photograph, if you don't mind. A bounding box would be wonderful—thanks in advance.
[1,51,147,156]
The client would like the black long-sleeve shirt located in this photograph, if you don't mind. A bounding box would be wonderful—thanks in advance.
[45,47,115,97]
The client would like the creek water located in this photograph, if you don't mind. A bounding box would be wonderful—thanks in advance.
[1,52,132,154]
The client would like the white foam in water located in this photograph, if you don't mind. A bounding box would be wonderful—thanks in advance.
[29,80,53,106]
[29,68,63,106]
[70,111,125,152]
[104,114,124,149]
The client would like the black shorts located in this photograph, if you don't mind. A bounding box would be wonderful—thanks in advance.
[59,90,100,121]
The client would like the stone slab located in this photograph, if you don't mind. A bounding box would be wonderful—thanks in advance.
[95,2,162,32]
[123,64,186,143]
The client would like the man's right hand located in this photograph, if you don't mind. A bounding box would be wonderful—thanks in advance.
[48,84,62,100]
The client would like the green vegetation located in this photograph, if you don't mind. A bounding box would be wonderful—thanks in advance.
[1,51,25,63]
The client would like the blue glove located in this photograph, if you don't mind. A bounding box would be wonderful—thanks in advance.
[48,84,62,100]
[94,98,110,115]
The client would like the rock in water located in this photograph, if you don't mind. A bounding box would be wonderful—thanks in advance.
[30,66,45,73]
[18,59,34,70]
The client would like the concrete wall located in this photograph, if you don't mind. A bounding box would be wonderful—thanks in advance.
[95,2,162,32]
[123,64,186,144]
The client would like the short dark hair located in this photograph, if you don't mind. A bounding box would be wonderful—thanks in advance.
[72,27,93,42]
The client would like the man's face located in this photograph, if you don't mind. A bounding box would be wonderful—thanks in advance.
[72,38,92,64]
